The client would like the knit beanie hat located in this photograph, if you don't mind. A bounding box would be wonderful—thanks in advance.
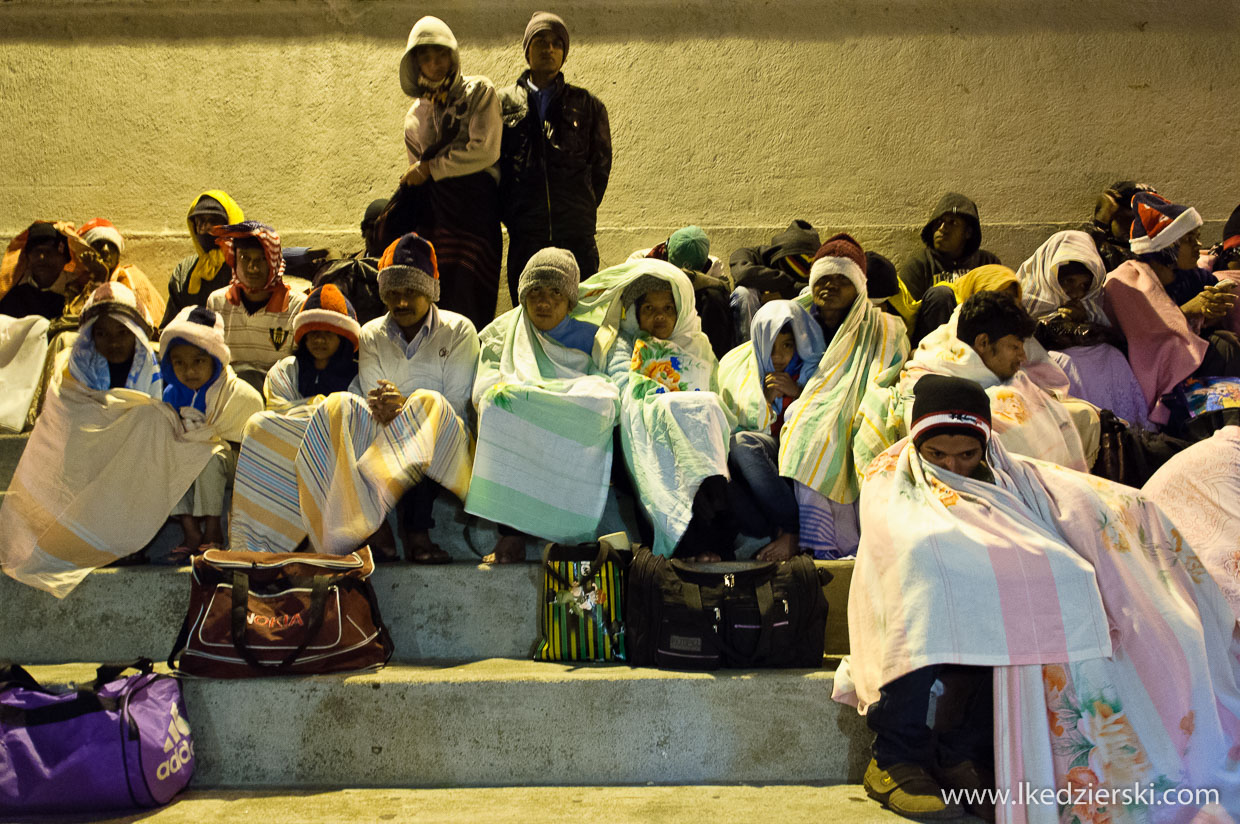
[159,305,231,367]
[666,226,710,272]
[523,11,570,62]
[294,284,362,351]
[518,247,580,309]
[211,221,286,288]
[809,233,867,291]
[620,274,672,312]
[864,251,899,300]
[78,218,125,254]
[1129,192,1203,255]
[189,196,229,221]
[378,233,440,302]
[1222,204,1240,256]
[910,374,992,450]
[79,281,150,338]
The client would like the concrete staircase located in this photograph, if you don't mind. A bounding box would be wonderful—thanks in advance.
[0,430,905,821]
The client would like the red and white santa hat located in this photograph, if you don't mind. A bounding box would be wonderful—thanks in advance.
[78,218,125,254]
[1129,192,1202,255]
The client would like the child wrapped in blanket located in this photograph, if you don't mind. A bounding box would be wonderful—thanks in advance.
[584,260,735,560]
[717,300,826,560]
[160,306,263,560]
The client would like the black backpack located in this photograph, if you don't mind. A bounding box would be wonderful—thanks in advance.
[626,548,830,670]
[311,257,386,325]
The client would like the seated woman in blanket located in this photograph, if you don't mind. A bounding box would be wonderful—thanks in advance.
[466,248,619,564]
[160,306,264,560]
[1016,230,1149,429]
[577,259,733,560]
[772,234,908,559]
[717,300,825,560]
[1105,192,1240,433]
[839,374,1240,822]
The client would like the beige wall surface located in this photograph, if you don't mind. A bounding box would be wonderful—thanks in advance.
[2,0,1238,309]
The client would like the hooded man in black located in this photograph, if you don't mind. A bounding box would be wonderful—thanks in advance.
[898,193,1001,300]
[498,12,612,304]
[728,219,821,343]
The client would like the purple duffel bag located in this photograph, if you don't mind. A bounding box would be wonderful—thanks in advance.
[0,658,194,813]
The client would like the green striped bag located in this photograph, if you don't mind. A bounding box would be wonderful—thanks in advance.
[533,535,632,663]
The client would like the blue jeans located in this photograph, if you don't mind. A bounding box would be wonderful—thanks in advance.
[726,431,799,540]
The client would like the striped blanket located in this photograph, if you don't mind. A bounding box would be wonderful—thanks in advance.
[465,305,620,543]
[778,292,908,504]
[298,391,473,555]
[835,438,1240,821]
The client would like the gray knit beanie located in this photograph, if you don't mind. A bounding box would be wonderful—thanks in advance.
[517,248,580,309]
[621,275,671,312]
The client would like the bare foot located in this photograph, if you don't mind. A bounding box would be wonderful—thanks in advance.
[367,521,400,562]
[692,551,723,562]
[179,516,204,552]
[482,535,527,564]
[201,516,225,549]
[404,529,451,564]
[756,532,799,562]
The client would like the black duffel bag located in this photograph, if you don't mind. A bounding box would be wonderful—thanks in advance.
[626,548,830,670]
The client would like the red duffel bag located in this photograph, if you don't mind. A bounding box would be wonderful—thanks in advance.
[168,547,394,677]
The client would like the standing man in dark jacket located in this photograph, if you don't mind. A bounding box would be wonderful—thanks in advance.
[897,193,1002,300]
[498,11,612,305]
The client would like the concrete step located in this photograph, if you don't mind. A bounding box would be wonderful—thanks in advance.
[55,785,932,824]
[0,557,854,664]
[27,661,872,789]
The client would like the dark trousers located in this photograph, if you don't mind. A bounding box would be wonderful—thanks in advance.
[910,285,957,347]
[1197,331,1240,378]
[398,479,441,532]
[867,665,993,770]
[726,431,798,540]
[505,232,599,306]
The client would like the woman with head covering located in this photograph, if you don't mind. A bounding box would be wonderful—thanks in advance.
[70,218,166,328]
[775,234,910,559]
[1104,192,1240,431]
[391,15,502,331]
[465,248,619,563]
[839,374,1240,822]
[718,300,826,560]
[571,258,732,559]
[1017,230,1149,429]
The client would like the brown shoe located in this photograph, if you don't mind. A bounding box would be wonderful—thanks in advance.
[934,760,995,823]
[863,758,964,821]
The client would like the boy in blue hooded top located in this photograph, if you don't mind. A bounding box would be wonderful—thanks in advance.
[159,306,263,559]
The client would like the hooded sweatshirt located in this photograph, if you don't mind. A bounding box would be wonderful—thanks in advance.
[729,220,822,298]
[161,190,245,327]
[897,193,1001,300]
[401,16,502,184]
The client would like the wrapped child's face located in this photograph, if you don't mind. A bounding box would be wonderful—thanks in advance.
[304,330,342,362]
[168,343,215,391]
[637,289,676,339]
[93,314,137,365]
[1056,263,1093,301]
[770,330,796,373]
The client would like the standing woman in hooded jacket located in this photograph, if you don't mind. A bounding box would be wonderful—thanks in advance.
[397,16,503,332]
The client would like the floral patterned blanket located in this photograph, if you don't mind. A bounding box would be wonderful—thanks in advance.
[835,437,1240,823]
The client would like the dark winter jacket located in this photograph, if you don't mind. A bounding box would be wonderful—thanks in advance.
[729,220,821,299]
[497,72,611,245]
[898,193,1001,299]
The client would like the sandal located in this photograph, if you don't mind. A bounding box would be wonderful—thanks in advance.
[482,536,527,565]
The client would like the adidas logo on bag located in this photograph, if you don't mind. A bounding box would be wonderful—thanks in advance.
[157,702,194,781]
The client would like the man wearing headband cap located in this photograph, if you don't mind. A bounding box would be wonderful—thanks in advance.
[909,374,992,478]
[498,11,612,304]
[204,221,306,388]
[161,190,245,327]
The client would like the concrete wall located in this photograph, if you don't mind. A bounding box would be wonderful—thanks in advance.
[2,0,1238,309]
